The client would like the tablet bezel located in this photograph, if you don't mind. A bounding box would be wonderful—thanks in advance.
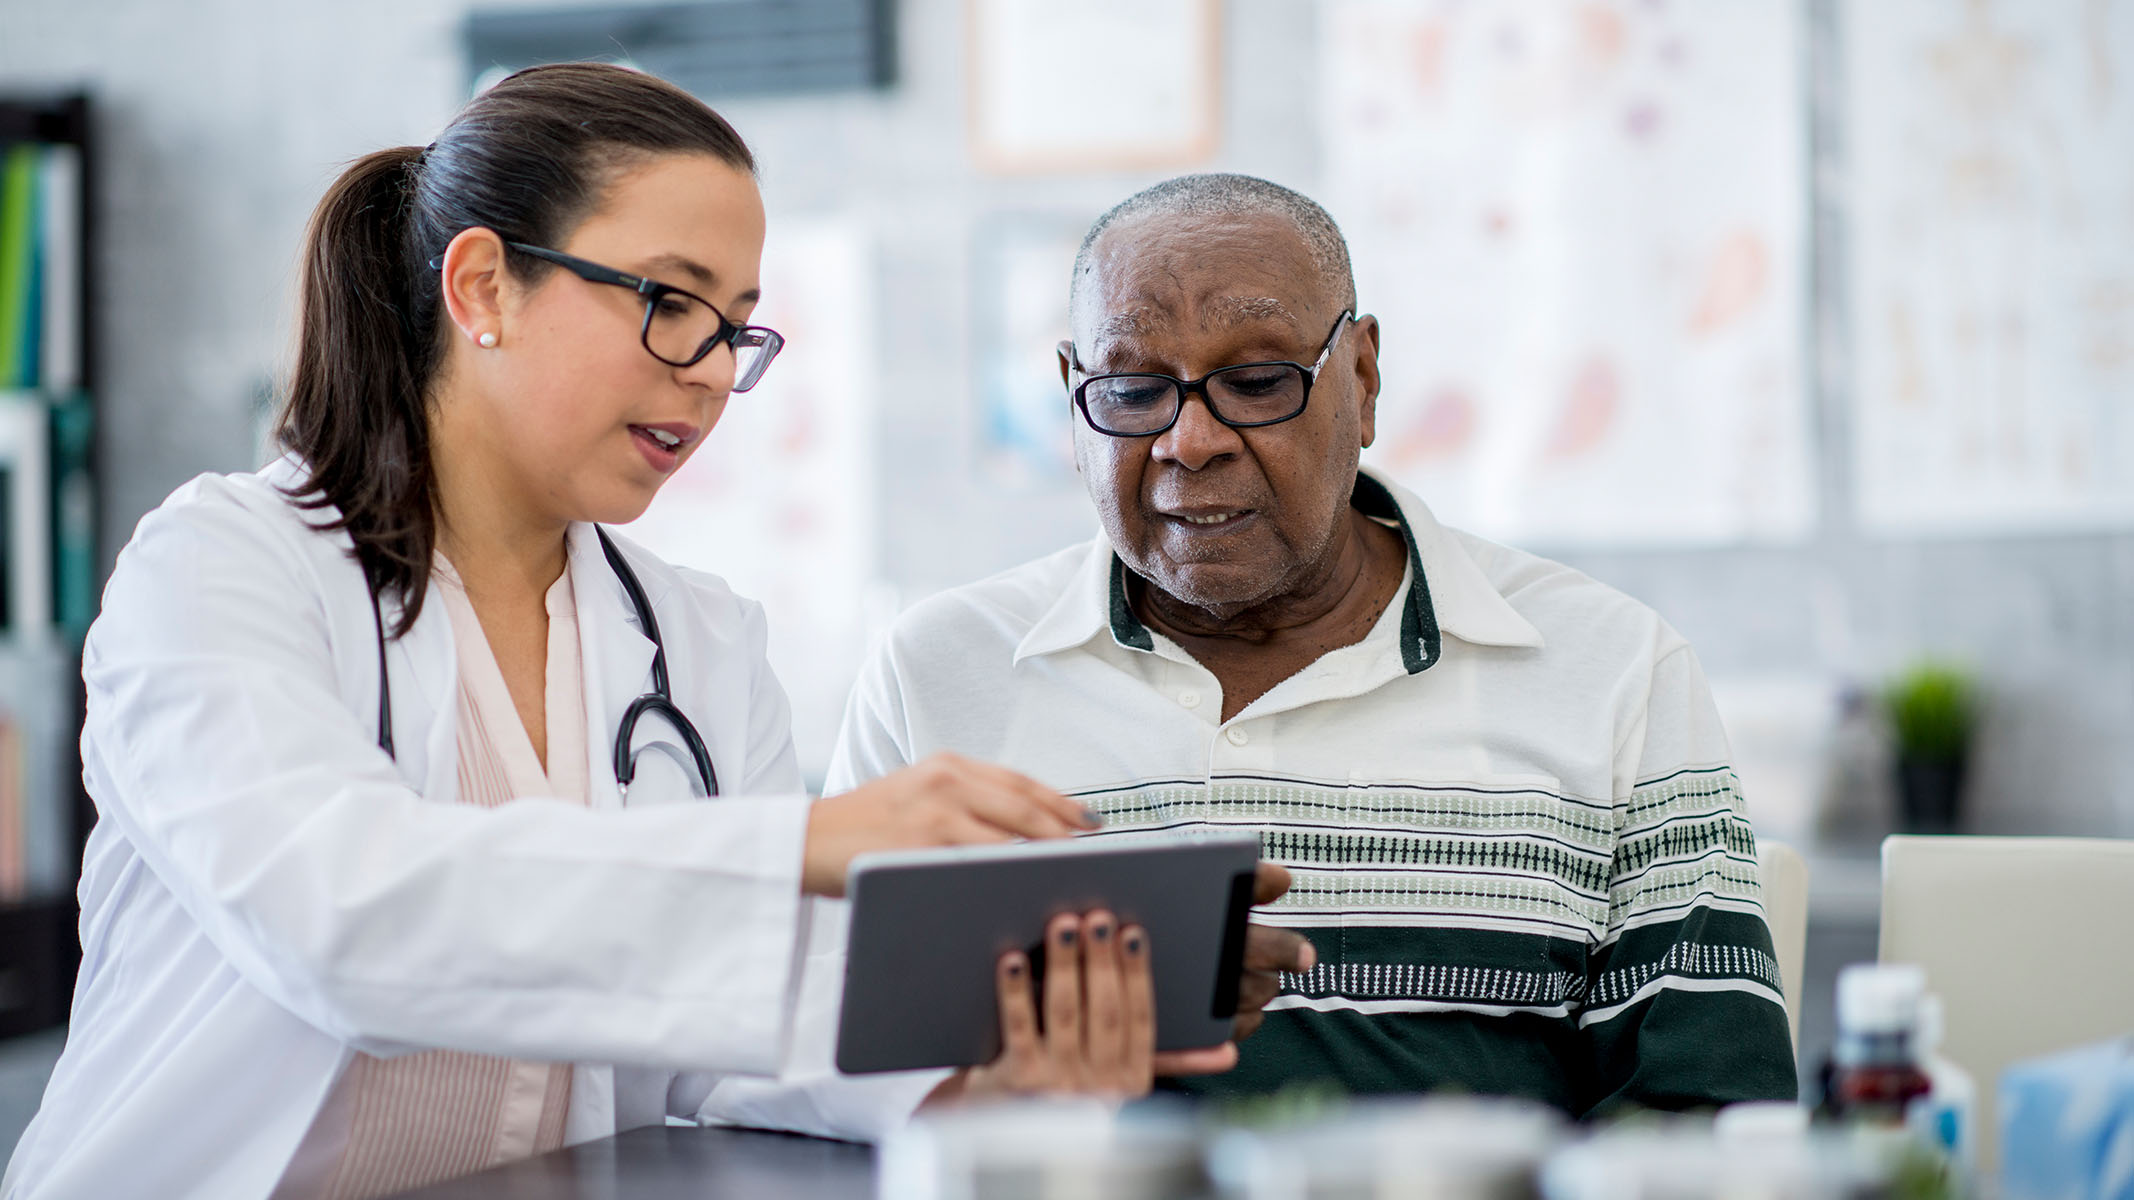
[834,832,1262,1075]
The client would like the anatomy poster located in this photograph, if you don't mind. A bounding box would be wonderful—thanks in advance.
[1848,0,2134,535]
[1321,0,1813,546]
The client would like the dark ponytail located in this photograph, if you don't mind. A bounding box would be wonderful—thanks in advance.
[277,64,756,636]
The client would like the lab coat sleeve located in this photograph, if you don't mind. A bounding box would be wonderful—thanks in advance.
[668,897,950,1142]
[81,481,809,1076]
[668,615,949,1140]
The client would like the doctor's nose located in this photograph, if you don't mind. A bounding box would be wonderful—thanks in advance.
[678,340,739,397]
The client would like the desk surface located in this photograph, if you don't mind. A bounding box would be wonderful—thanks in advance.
[389,1126,875,1199]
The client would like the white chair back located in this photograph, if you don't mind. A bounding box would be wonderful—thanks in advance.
[1756,839,1808,1052]
[1879,834,2134,1172]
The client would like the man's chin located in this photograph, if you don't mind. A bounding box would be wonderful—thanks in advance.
[1138,559,1282,616]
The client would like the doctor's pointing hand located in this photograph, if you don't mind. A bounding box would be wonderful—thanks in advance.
[803,752,1100,897]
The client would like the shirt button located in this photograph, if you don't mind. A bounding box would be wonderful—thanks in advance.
[1225,726,1250,746]
[1179,690,1202,709]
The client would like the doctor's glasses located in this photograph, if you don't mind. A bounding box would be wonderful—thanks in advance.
[432,241,785,390]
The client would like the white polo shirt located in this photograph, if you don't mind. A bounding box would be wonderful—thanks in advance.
[827,468,1795,1114]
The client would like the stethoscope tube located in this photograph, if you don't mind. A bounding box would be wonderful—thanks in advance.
[595,527,719,798]
[371,526,719,798]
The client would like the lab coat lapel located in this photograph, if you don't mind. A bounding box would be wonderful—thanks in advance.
[561,523,651,1140]
[564,1062,620,1145]
[377,564,461,806]
[569,522,658,813]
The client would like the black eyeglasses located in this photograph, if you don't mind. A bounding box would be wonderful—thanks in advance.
[432,241,784,390]
[1068,312,1354,438]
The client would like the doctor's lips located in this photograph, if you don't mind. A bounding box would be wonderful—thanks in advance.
[628,421,700,471]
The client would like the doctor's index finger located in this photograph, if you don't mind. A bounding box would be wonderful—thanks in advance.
[955,761,1098,839]
[968,758,1099,833]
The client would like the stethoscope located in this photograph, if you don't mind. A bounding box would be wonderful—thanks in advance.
[369,526,720,799]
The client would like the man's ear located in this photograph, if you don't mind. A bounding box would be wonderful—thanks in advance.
[439,226,511,346]
[1353,313,1384,449]
[1059,339,1086,478]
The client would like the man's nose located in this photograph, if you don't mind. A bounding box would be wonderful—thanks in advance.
[1152,393,1242,470]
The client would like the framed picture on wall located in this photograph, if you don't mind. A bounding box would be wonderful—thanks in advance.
[971,215,1090,487]
[966,0,1222,174]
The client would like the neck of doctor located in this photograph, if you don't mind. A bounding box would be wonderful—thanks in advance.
[428,403,568,608]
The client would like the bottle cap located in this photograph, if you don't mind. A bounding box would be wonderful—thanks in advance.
[1836,963,1926,1034]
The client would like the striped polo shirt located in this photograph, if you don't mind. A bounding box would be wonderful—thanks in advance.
[826,468,1796,1117]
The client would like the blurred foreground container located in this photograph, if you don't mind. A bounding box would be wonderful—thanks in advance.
[877,1099,1205,1200]
[1542,1117,1923,1200]
[1999,1037,2134,1200]
[1205,1095,1562,1200]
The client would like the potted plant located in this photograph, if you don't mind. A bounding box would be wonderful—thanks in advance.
[1882,661,1976,833]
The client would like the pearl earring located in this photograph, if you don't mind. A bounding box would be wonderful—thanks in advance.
[477,331,499,349]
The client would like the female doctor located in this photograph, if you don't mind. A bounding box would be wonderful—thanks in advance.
[4,65,1216,1200]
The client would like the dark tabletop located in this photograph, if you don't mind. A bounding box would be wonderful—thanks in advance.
[388,1125,876,1199]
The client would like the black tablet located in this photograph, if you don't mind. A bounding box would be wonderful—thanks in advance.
[835,831,1262,1074]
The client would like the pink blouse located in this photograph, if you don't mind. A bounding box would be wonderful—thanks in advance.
[275,557,589,1199]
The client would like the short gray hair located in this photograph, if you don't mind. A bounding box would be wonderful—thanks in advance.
[1069,173,1357,330]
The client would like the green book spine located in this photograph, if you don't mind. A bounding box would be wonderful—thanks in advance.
[0,145,39,387]
[49,391,94,636]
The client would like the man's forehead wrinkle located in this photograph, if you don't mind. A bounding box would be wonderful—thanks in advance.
[1076,224,1318,355]
[1083,296,1309,363]
[1096,310,1157,337]
[1091,307,1165,352]
[1204,295,1299,328]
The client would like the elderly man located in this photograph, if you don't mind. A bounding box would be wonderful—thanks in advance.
[827,175,1796,1115]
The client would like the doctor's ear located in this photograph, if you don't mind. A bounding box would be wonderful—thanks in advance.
[437,227,512,349]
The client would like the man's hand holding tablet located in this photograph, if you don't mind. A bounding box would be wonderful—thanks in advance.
[1232,861,1314,1042]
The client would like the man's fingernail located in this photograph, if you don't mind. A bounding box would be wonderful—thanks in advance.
[1078,807,1103,828]
[1124,932,1143,955]
[1091,922,1111,943]
[1059,927,1077,947]
[1299,943,1317,971]
[1005,958,1024,978]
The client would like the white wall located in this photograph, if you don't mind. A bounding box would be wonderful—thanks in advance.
[1,0,2127,831]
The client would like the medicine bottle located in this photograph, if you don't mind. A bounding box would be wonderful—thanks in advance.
[1821,963,1932,1124]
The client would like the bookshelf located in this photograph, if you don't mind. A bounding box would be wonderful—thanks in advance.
[0,92,97,1040]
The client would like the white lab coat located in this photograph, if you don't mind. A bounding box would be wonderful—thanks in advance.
[3,459,936,1199]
